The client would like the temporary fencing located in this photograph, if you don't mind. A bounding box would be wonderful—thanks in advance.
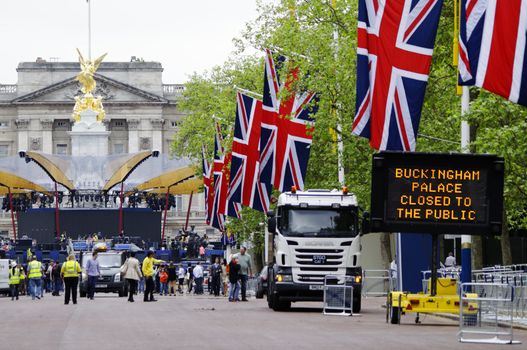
[362,269,392,296]
[323,275,353,316]
[458,283,521,344]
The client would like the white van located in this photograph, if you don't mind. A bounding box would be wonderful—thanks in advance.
[0,259,11,294]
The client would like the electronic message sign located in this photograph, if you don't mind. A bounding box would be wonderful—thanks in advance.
[370,152,504,235]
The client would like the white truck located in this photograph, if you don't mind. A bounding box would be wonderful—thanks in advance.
[0,259,11,295]
[266,189,364,312]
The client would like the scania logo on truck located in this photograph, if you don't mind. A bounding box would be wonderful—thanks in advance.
[370,152,504,235]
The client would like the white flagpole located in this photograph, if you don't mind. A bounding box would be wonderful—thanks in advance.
[88,0,92,60]
[460,86,472,283]
[332,0,345,186]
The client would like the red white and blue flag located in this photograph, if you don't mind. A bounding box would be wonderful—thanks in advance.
[260,49,316,194]
[202,146,213,225]
[210,124,227,231]
[228,92,269,213]
[458,0,527,106]
[352,0,444,151]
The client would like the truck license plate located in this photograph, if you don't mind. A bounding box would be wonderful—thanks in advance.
[309,285,324,290]
[312,255,327,264]
[96,284,107,288]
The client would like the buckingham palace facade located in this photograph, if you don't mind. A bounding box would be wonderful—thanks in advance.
[0,57,210,239]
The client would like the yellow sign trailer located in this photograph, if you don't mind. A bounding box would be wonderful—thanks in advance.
[387,277,478,324]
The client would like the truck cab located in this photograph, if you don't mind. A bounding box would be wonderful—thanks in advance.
[267,189,363,312]
[79,250,128,298]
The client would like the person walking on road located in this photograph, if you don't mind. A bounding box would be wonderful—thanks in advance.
[211,257,222,297]
[85,251,100,300]
[235,246,252,301]
[51,261,62,296]
[61,254,81,305]
[193,262,204,294]
[221,258,229,297]
[142,250,165,302]
[9,262,23,301]
[177,264,185,294]
[159,266,169,296]
[186,265,194,294]
[228,257,241,302]
[167,262,177,296]
[27,256,43,300]
[121,251,142,302]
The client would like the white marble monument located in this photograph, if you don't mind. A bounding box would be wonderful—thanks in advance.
[68,109,110,156]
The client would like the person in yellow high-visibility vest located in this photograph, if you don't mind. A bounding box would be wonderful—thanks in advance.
[9,262,23,301]
[61,254,81,305]
[142,250,165,302]
[27,256,43,300]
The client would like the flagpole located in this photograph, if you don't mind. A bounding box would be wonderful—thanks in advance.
[87,0,92,60]
[332,0,345,186]
[460,86,472,284]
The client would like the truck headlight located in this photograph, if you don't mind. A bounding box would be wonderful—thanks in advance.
[276,274,293,282]
[114,273,121,282]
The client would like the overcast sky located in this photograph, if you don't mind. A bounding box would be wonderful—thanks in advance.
[0,0,265,84]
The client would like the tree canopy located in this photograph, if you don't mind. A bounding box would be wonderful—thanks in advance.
[171,0,527,251]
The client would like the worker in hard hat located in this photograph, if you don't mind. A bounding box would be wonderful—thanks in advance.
[61,254,81,305]
[27,256,43,300]
[9,262,23,301]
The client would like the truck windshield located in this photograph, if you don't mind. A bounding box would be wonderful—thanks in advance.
[280,207,358,237]
[83,254,122,268]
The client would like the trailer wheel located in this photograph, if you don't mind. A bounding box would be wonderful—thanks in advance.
[390,307,401,324]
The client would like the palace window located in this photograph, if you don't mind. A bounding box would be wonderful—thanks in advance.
[114,143,125,154]
[56,144,68,155]
[0,121,9,128]
[0,144,9,157]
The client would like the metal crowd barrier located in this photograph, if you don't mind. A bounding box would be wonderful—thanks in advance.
[323,275,353,316]
[362,269,392,296]
[459,283,521,344]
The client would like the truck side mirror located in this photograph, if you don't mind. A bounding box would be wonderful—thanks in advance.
[267,211,276,234]
[361,211,371,235]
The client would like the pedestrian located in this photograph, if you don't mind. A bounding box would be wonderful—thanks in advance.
[199,245,205,259]
[85,251,101,300]
[211,257,222,297]
[235,246,253,301]
[61,254,81,305]
[45,261,53,293]
[228,257,241,302]
[186,265,194,294]
[177,264,185,294]
[18,265,26,296]
[221,258,229,297]
[142,250,165,302]
[121,251,142,302]
[27,255,43,300]
[51,261,62,296]
[9,262,23,301]
[445,252,456,268]
[167,262,177,296]
[193,262,204,294]
[159,267,169,296]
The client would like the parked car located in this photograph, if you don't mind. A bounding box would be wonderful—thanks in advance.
[255,266,268,299]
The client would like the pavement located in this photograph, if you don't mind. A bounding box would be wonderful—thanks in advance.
[1,292,526,350]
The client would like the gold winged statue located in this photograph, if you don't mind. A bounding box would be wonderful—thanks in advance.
[72,49,108,123]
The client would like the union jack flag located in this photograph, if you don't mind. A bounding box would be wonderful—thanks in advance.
[209,123,241,228]
[352,0,444,151]
[260,49,316,194]
[202,146,213,225]
[458,0,527,106]
[228,92,269,213]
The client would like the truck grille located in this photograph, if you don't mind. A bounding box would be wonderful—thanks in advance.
[293,248,345,284]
